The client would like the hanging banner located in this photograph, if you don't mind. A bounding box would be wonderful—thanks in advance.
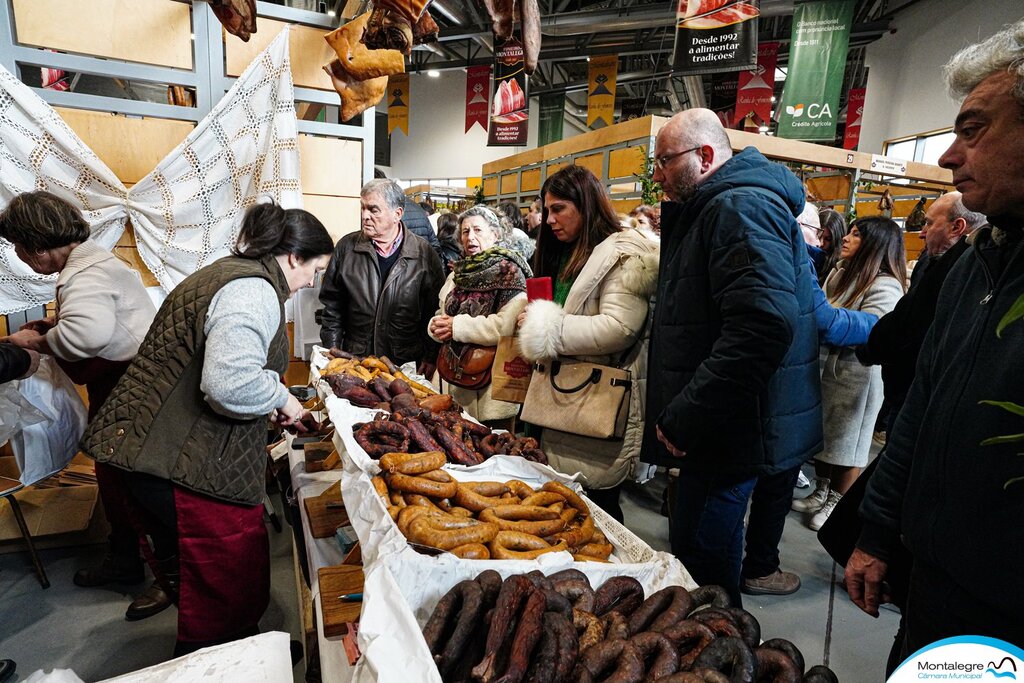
[842,87,866,150]
[387,73,409,136]
[587,54,618,129]
[709,73,739,128]
[538,93,565,146]
[488,37,528,146]
[733,41,778,126]
[670,0,760,76]
[620,97,646,122]
[465,65,491,132]
[777,0,856,141]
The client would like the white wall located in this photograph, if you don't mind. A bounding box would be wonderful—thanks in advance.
[859,0,1022,154]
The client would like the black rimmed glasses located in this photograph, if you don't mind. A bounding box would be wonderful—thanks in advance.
[653,145,703,170]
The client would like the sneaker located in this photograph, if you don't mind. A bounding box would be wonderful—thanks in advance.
[872,430,887,446]
[810,490,843,531]
[791,478,830,513]
[796,470,811,489]
[741,570,801,596]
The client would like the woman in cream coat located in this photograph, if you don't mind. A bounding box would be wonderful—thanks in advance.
[0,191,159,619]
[428,206,531,423]
[517,166,658,523]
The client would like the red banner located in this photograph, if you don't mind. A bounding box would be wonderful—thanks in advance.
[733,41,778,127]
[843,87,866,150]
[465,65,490,133]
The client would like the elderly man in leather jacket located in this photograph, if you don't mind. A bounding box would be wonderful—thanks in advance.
[319,179,444,376]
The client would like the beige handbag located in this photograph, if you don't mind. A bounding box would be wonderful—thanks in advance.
[520,359,631,439]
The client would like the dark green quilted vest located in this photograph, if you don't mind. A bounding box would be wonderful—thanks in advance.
[82,255,290,506]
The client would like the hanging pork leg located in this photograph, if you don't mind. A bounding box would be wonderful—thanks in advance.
[208,0,257,42]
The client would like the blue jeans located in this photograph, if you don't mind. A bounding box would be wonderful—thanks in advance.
[670,471,757,607]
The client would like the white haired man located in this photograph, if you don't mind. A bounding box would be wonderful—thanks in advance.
[847,20,1024,657]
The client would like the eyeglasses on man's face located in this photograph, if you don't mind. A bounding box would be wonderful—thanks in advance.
[653,145,703,170]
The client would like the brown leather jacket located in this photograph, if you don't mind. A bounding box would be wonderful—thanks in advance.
[319,225,444,365]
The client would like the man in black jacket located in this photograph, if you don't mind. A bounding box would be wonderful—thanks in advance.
[848,20,1024,656]
[645,109,822,606]
[857,191,985,434]
[319,179,444,376]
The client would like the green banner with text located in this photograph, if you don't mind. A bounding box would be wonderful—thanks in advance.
[777,0,855,141]
[538,93,565,146]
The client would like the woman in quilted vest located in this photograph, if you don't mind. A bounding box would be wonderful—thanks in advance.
[81,202,333,656]
[0,191,163,619]
[516,165,658,523]
[793,216,905,531]
[428,205,531,424]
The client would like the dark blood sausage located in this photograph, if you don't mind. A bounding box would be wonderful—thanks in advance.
[688,585,732,614]
[523,615,558,683]
[579,639,644,683]
[629,631,679,679]
[542,589,573,615]
[390,392,419,414]
[368,376,393,401]
[547,611,579,683]
[801,665,839,683]
[422,580,482,657]
[472,575,534,682]
[594,576,645,617]
[354,420,410,458]
[753,647,801,683]
[388,378,412,395]
[436,581,486,677]
[661,671,731,683]
[724,608,761,651]
[434,424,484,466]
[692,637,756,683]
[574,608,607,652]
[521,448,548,464]
[759,640,804,677]
[549,568,589,584]
[629,586,694,635]
[602,610,630,642]
[400,417,445,454]
[475,569,504,607]
[480,433,501,457]
[493,586,546,683]
[662,620,716,671]
[689,609,742,640]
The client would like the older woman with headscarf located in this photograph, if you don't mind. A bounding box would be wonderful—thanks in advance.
[428,205,531,424]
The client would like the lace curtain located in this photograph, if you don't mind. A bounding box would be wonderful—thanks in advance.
[0,29,301,314]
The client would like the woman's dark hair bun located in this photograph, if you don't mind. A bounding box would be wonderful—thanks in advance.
[234,200,334,261]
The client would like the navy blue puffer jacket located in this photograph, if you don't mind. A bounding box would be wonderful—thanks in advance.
[643,147,823,476]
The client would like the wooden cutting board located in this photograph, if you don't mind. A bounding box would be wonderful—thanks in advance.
[318,564,364,637]
[304,481,349,538]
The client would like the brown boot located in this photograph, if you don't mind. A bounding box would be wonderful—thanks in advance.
[125,580,175,621]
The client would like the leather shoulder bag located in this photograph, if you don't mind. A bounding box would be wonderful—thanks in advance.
[437,342,497,390]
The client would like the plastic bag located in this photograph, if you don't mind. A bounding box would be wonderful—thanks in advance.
[0,381,47,447]
[9,356,88,486]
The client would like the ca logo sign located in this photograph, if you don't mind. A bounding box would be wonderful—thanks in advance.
[786,104,804,118]
[787,103,833,119]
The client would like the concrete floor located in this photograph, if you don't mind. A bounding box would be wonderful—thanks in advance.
[0,466,899,682]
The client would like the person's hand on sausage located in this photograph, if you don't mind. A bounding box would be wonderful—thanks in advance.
[273,393,309,430]
[845,547,890,617]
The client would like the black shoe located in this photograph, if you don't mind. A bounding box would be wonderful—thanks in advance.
[0,659,15,683]
[74,555,145,587]
[125,580,175,621]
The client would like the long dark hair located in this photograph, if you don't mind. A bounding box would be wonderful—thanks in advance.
[817,208,847,283]
[533,165,620,281]
[830,216,907,307]
[233,202,334,261]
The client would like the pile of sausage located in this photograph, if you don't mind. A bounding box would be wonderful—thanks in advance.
[422,569,840,683]
[371,464,614,562]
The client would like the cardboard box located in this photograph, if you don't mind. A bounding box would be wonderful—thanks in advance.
[0,455,99,542]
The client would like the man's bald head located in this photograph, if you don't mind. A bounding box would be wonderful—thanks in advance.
[653,108,734,202]
[920,191,986,256]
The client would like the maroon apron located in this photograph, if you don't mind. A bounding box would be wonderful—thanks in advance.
[173,486,270,644]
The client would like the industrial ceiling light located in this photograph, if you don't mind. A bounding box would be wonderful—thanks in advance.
[427,69,441,78]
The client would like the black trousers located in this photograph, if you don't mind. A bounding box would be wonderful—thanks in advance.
[741,465,801,580]
[585,485,624,524]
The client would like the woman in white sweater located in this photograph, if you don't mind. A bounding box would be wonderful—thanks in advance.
[0,191,159,618]
[428,206,530,423]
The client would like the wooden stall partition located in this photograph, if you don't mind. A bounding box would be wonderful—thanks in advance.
[225,20,336,91]
[12,0,193,69]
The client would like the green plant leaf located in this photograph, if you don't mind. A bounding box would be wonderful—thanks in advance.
[978,400,1024,417]
[996,293,1024,337]
[980,433,1024,446]
[1004,476,1024,490]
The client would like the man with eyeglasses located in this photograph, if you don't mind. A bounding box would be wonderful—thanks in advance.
[643,108,823,605]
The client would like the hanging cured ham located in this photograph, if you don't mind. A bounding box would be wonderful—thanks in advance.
[679,1,759,29]
[491,79,525,118]
[678,0,729,18]
[492,110,529,124]
[208,0,257,41]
